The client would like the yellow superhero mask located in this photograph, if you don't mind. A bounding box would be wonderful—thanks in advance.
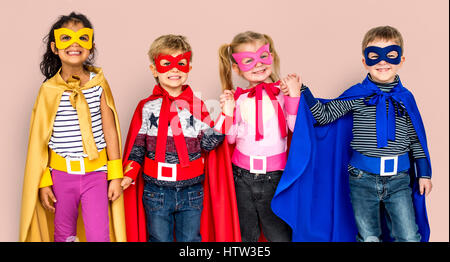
[54,27,93,50]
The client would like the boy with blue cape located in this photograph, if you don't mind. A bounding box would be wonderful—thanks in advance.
[272,26,432,242]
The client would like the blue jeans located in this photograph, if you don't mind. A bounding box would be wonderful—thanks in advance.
[348,167,421,242]
[142,181,203,242]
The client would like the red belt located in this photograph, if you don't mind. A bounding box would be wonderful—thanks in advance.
[143,157,204,182]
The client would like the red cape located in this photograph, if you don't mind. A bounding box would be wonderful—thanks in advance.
[122,94,241,242]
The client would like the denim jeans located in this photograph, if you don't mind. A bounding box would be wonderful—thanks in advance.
[233,164,292,242]
[142,181,203,242]
[348,167,421,242]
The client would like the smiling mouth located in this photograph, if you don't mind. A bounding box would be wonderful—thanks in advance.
[376,67,391,72]
[66,50,82,56]
[252,68,266,74]
[168,76,181,80]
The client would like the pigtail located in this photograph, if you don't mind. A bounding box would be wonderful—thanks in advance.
[218,44,234,91]
[263,34,280,82]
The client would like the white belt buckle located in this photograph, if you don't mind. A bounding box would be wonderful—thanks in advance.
[380,155,398,176]
[250,156,267,174]
[157,162,177,181]
[66,157,85,175]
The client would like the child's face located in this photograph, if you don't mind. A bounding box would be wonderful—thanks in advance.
[362,39,405,83]
[150,49,191,93]
[51,21,92,68]
[232,40,273,86]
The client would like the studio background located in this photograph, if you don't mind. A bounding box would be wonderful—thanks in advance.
[0,0,447,242]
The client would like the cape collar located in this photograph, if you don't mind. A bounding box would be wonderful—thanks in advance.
[150,84,195,167]
[42,66,107,160]
[44,65,105,91]
[234,81,287,141]
[362,75,407,148]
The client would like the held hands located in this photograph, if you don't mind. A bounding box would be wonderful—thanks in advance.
[108,178,123,201]
[419,178,432,196]
[280,73,302,97]
[120,160,137,190]
[220,89,236,117]
[121,176,134,191]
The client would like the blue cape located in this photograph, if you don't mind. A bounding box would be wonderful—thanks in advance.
[271,77,431,242]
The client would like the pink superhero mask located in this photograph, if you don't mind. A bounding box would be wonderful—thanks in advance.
[232,44,273,72]
[155,51,191,73]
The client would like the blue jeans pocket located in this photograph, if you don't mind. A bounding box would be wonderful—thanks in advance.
[143,188,164,212]
[188,189,203,210]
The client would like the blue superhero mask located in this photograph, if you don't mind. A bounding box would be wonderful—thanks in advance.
[364,45,402,66]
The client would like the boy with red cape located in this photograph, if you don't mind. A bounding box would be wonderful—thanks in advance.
[121,35,240,242]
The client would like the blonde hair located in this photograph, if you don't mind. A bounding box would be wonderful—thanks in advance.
[148,34,192,64]
[362,26,404,55]
[218,31,281,91]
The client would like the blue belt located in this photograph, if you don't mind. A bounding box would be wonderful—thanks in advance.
[349,150,410,176]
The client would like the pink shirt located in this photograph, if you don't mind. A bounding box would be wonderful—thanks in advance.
[227,87,299,171]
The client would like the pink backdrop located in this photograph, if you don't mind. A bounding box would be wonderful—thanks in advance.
[0,0,448,241]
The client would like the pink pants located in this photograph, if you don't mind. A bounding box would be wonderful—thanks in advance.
[51,169,110,242]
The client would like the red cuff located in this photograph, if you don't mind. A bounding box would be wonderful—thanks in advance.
[123,160,141,181]
[214,112,234,135]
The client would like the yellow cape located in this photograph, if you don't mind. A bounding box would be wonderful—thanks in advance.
[20,66,126,242]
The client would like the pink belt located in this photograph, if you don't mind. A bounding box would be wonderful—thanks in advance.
[231,149,287,174]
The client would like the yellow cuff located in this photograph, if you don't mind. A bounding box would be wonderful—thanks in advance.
[107,159,124,180]
[39,167,53,188]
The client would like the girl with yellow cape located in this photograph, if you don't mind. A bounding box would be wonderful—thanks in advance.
[20,12,126,242]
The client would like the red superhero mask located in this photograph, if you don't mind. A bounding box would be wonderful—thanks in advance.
[154,51,192,73]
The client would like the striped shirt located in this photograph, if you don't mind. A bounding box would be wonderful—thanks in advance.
[48,72,107,171]
[305,74,426,162]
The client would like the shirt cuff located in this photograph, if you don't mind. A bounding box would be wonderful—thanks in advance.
[300,84,308,92]
[284,95,300,115]
[301,86,319,108]
[39,167,53,188]
[214,112,233,135]
[415,157,431,178]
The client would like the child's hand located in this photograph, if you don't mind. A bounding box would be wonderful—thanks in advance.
[280,79,290,96]
[220,89,235,117]
[39,186,57,213]
[281,73,302,97]
[108,178,123,201]
[121,176,134,190]
[419,178,432,196]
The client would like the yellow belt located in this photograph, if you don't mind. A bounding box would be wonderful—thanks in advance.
[49,148,107,174]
